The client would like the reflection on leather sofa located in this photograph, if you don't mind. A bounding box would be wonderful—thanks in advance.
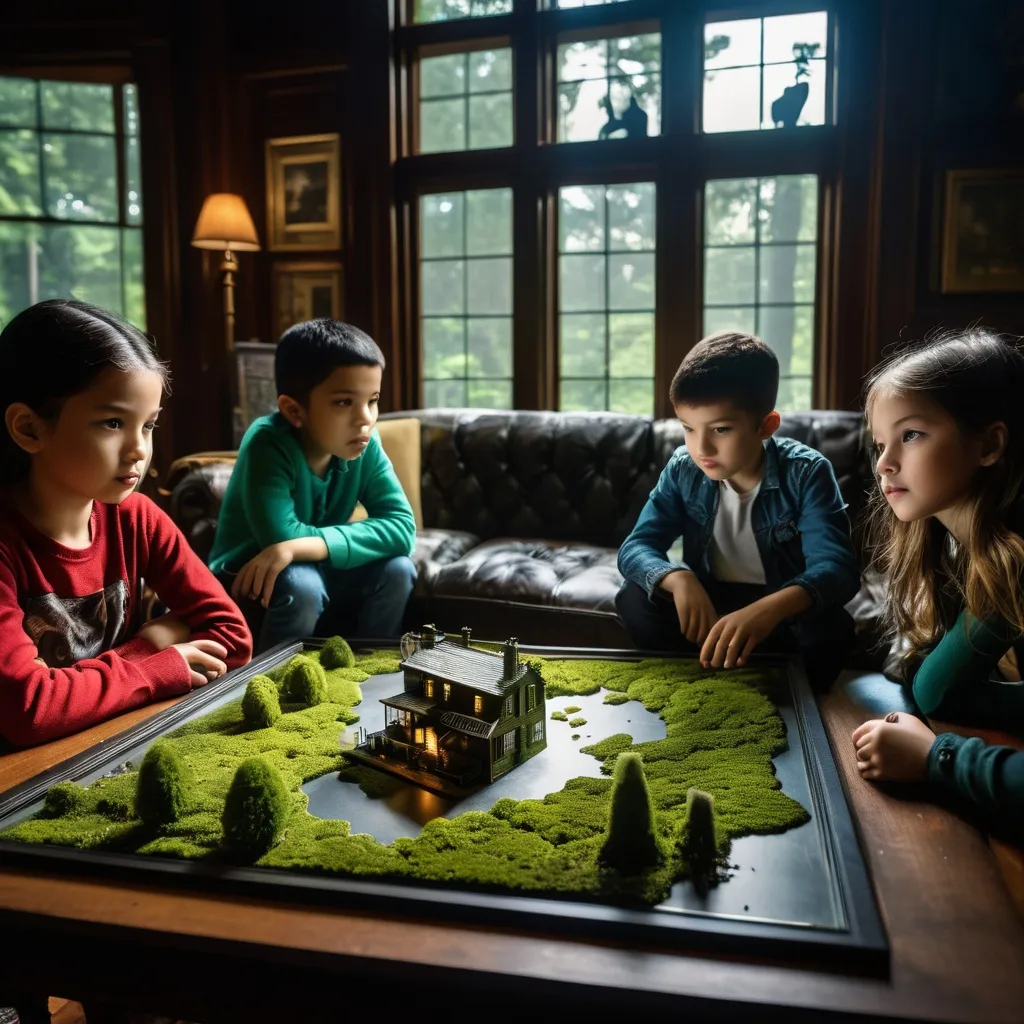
[163,408,883,656]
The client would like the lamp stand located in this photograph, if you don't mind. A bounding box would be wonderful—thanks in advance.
[220,248,238,354]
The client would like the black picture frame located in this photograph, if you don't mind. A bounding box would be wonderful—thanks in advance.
[0,641,888,975]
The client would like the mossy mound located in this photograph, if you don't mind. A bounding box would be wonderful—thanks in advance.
[284,655,328,706]
[43,781,89,818]
[2,648,807,906]
[135,741,191,827]
[568,717,587,728]
[564,705,581,714]
[222,757,292,860]
[320,635,355,670]
[550,710,568,722]
[603,692,631,706]
[598,753,662,874]
[242,674,281,729]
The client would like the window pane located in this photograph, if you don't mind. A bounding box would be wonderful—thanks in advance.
[421,54,466,99]
[0,78,38,128]
[123,84,139,135]
[466,188,511,256]
[43,133,118,222]
[423,318,466,378]
[41,81,114,133]
[422,193,464,258]
[560,254,605,312]
[704,19,761,70]
[424,379,468,406]
[759,305,813,378]
[38,224,122,310]
[704,247,755,304]
[776,376,812,413]
[560,314,607,377]
[704,178,757,245]
[561,379,607,412]
[467,317,511,377]
[467,378,511,408]
[421,259,464,314]
[468,93,512,149]
[420,98,466,153]
[703,66,760,133]
[759,244,816,304]
[558,34,660,143]
[558,181,655,413]
[0,222,35,324]
[609,312,653,378]
[607,183,655,251]
[759,175,817,242]
[762,11,828,64]
[122,227,146,330]
[763,61,825,129]
[608,252,654,310]
[0,130,42,216]
[467,256,512,314]
[414,0,511,22]
[704,306,756,336]
[468,49,512,93]
[125,136,142,225]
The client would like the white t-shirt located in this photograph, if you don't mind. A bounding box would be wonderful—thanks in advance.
[710,479,766,584]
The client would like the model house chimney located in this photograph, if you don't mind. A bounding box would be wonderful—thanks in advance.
[421,624,436,649]
[502,637,519,678]
[461,626,472,648]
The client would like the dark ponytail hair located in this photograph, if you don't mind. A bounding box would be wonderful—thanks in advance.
[0,299,170,485]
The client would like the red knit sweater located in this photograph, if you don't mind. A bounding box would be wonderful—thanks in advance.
[0,492,252,748]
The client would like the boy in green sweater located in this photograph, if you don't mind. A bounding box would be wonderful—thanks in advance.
[208,319,416,653]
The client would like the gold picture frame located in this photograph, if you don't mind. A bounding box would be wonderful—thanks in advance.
[265,133,342,252]
[271,261,344,340]
[941,168,1024,293]
[234,341,278,445]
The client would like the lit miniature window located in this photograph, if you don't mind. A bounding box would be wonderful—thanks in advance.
[443,682,451,702]
[415,727,425,744]
[425,679,434,697]
[474,694,483,714]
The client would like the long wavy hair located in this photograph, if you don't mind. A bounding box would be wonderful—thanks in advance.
[864,329,1024,657]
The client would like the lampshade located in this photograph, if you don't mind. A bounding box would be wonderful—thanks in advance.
[191,193,261,252]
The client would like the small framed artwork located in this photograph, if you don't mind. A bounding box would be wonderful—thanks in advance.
[234,341,279,444]
[271,261,344,339]
[265,133,342,252]
[941,168,1024,293]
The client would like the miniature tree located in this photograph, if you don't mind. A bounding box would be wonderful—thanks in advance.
[134,741,191,827]
[678,787,719,879]
[221,757,292,860]
[43,780,89,817]
[321,635,355,670]
[598,752,662,874]
[284,654,328,705]
[242,674,282,728]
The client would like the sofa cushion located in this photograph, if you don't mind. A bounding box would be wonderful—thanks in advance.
[411,528,482,591]
[427,538,622,613]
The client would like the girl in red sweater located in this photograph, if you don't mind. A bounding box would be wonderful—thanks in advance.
[0,299,252,749]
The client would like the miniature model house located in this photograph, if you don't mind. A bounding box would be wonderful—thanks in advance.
[346,625,547,795]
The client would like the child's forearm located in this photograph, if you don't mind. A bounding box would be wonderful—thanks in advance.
[279,536,329,563]
[754,584,812,624]
[928,733,1024,821]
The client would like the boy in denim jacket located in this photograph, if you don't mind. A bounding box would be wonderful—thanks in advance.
[616,331,859,687]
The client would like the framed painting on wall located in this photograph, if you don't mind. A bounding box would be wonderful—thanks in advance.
[941,168,1024,293]
[271,261,344,340]
[265,134,342,252]
[234,341,278,444]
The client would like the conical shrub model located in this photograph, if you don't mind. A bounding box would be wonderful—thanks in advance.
[284,654,328,705]
[135,741,191,826]
[678,787,719,877]
[242,674,282,728]
[598,752,662,874]
[221,757,291,860]
[320,635,355,670]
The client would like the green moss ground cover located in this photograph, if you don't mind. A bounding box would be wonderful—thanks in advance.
[1,649,808,906]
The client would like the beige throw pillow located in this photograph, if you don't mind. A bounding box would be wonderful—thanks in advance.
[348,417,423,528]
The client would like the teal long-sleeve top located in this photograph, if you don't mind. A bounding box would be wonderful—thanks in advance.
[207,414,416,576]
[911,608,1024,828]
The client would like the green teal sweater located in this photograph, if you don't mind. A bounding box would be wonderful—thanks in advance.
[207,414,415,576]
[912,608,1024,826]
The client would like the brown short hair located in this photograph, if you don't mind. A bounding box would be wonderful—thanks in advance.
[669,331,779,419]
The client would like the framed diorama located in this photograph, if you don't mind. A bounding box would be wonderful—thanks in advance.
[271,261,344,339]
[265,134,342,252]
[0,638,889,975]
[941,168,1024,293]
[234,341,278,441]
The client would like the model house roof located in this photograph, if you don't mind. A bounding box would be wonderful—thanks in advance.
[381,692,437,715]
[438,710,500,739]
[401,642,531,696]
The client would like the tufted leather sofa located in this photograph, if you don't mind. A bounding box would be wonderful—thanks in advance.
[163,408,883,656]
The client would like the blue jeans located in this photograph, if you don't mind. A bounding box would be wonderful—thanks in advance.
[219,556,417,654]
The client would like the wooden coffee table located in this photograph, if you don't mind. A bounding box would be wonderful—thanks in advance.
[0,666,1021,1023]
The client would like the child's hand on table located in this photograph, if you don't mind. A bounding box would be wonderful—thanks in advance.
[171,640,229,688]
[699,602,780,669]
[852,712,936,782]
[660,570,719,645]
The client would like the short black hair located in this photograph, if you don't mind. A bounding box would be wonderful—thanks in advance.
[669,331,779,419]
[274,319,385,406]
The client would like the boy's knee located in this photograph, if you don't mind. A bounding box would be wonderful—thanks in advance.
[378,555,417,596]
[273,563,326,614]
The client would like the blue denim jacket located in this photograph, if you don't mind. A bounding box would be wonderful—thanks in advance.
[617,436,860,628]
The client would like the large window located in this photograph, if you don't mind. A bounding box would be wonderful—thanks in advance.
[0,77,145,330]
[398,4,834,416]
